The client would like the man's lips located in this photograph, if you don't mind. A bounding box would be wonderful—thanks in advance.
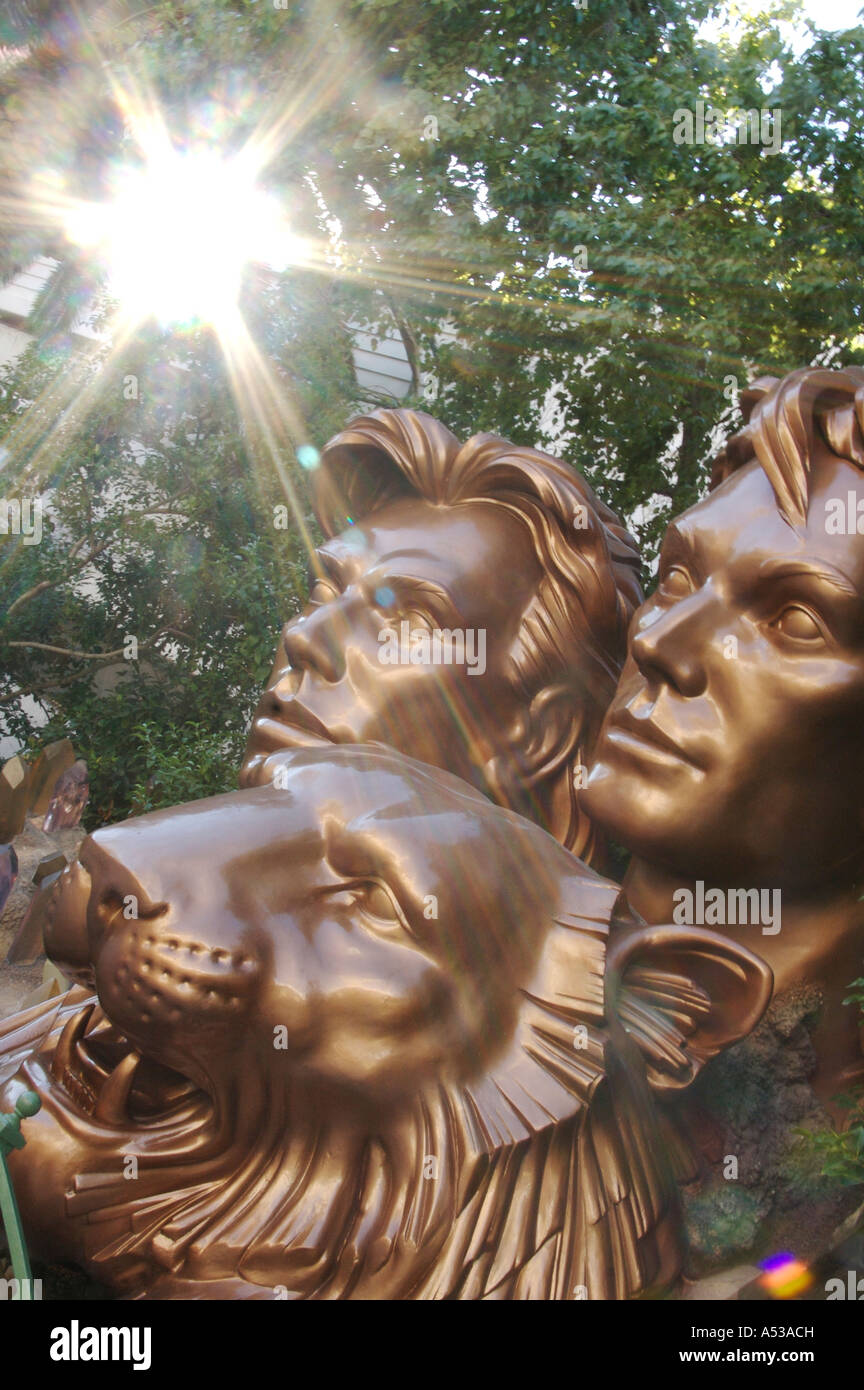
[602,704,704,769]
[246,700,339,757]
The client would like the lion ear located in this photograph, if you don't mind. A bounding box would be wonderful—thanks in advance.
[606,922,773,1094]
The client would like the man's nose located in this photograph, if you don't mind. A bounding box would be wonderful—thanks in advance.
[629,591,710,697]
[281,601,351,685]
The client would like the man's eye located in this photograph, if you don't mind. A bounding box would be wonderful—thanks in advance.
[372,584,398,615]
[771,605,824,642]
[309,579,338,604]
[657,566,694,600]
[404,609,434,631]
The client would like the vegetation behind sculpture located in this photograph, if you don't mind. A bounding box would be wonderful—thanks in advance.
[2,0,864,820]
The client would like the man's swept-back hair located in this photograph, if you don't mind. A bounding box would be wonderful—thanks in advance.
[711,366,864,524]
[312,408,642,862]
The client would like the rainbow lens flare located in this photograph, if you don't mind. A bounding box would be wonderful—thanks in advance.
[758,1252,813,1299]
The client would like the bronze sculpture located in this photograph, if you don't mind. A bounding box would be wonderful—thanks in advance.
[0,745,770,1299]
[583,366,864,1099]
[241,408,642,867]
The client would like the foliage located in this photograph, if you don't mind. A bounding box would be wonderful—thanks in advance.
[797,1094,864,1187]
[796,971,864,1187]
[342,0,864,556]
[0,317,324,824]
[94,717,239,821]
[1,0,864,817]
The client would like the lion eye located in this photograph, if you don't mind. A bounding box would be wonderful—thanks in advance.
[363,882,402,923]
[657,565,694,600]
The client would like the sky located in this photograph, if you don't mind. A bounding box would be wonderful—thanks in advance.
[799,0,862,25]
[700,1,862,56]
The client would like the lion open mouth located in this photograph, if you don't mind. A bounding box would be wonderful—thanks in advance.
[43,998,204,1128]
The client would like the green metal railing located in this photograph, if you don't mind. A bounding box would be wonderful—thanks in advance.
[0,1092,41,1300]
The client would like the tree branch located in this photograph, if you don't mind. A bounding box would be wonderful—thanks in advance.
[3,504,190,620]
[382,293,421,394]
[4,625,192,665]
[0,671,87,707]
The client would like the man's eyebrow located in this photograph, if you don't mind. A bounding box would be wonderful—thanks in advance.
[309,545,353,586]
[758,558,859,598]
[371,572,466,622]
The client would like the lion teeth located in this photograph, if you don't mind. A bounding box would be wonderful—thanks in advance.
[51,1003,94,1080]
[93,1050,141,1125]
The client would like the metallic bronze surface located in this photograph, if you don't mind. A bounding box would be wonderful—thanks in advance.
[0,745,769,1299]
[583,367,864,1098]
[0,756,31,844]
[241,408,642,867]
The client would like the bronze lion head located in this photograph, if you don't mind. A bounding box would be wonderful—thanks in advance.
[0,746,770,1299]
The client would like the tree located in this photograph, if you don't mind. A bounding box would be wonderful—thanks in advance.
[340,0,864,554]
[0,287,353,824]
[1,0,863,821]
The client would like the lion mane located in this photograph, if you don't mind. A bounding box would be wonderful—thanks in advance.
[0,882,768,1301]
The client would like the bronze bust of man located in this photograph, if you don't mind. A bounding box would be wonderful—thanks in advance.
[583,366,864,1098]
[0,745,769,1299]
[241,408,642,867]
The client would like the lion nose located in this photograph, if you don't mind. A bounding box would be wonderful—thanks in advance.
[75,832,159,935]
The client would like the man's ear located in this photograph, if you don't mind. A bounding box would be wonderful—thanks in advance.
[606,924,773,1093]
[521,685,584,790]
[485,685,581,795]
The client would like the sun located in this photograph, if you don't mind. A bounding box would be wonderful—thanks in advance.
[64,146,302,331]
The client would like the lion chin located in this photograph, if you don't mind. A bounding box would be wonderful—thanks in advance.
[0,746,771,1300]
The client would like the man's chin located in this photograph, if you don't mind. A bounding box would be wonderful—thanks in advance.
[582,763,706,865]
[238,752,267,788]
[240,721,336,784]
